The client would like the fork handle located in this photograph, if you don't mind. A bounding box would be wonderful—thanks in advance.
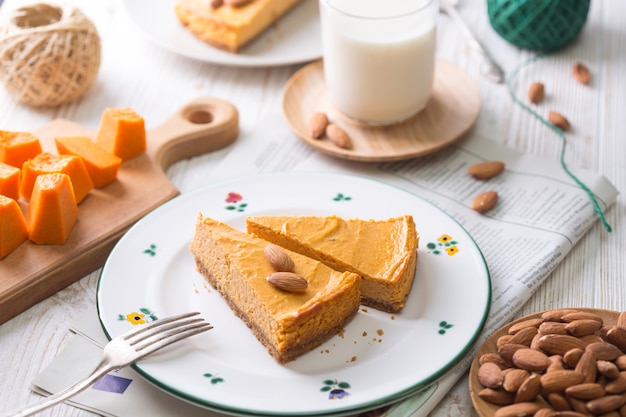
[440,1,505,83]
[1,362,113,417]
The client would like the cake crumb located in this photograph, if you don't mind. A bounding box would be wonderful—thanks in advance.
[362,331,367,337]
[377,329,384,336]
[361,308,369,313]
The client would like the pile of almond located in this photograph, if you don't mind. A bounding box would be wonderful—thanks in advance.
[475,309,626,417]
[308,111,353,150]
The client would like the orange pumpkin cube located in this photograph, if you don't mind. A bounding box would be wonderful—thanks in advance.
[20,152,94,203]
[95,107,146,161]
[28,173,78,245]
[0,162,20,200]
[0,195,28,258]
[55,136,122,188]
[0,130,43,168]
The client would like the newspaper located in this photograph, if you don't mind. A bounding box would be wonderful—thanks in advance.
[29,112,617,417]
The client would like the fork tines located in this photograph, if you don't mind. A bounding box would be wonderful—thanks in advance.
[122,312,213,353]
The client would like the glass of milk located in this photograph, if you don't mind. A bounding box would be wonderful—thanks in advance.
[319,0,438,125]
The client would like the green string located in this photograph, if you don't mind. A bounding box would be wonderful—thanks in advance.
[506,53,612,232]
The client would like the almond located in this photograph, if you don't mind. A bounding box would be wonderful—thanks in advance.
[514,373,541,403]
[497,334,514,349]
[539,322,569,335]
[499,343,529,363]
[266,272,308,292]
[566,319,603,337]
[513,348,551,372]
[468,160,506,180]
[572,62,590,85]
[471,190,498,213]
[542,309,581,323]
[606,326,626,352]
[549,111,571,131]
[547,355,565,373]
[546,392,569,411]
[537,334,587,356]
[528,82,545,104]
[605,371,626,394]
[502,368,529,392]
[586,342,623,361]
[562,348,584,368]
[564,399,589,415]
[325,123,352,150]
[561,311,603,324]
[529,333,542,350]
[574,350,597,383]
[210,0,224,7]
[509,318,544,335]
[540,370,584,393]
[614,355,626,371]
[478,387,515,405]
[565,382,606,400]
[263,244,295,272]
[580,334,604,345]
[586,394,626,415]
[308,112,329,139]
[478,362,504,389]
[493,402,542,417]
[480,352,513,369]
[597,360,620,379]
[618,311,626,328]
[508,327,539,346]
[597,325,613,340]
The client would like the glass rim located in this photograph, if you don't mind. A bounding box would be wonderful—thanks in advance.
[320,0,437,20]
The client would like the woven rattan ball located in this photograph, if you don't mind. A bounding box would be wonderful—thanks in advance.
[0,3,101,107]
[487,0,590,52]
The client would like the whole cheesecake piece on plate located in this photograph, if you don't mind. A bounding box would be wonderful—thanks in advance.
[189,214,361,363]
[246,215,419,313]
[175,0,303,52]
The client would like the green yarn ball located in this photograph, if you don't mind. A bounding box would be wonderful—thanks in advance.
[487,0,590,51]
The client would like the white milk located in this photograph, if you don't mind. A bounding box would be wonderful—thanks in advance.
[320,0,437,124]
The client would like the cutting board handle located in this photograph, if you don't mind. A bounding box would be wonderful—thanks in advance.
[147,97,239,171]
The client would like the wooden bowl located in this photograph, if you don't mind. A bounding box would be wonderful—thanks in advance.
[469,308,621,417]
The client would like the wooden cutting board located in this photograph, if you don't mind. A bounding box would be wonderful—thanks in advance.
[0,97,239,325]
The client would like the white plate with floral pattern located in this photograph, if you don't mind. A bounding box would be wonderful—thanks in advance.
[121,0,321,67]
[97,172,491,416]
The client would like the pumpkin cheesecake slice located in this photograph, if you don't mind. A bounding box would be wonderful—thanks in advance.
[246,215,419,313]
[189,214,361,363]
[175,0,303,53]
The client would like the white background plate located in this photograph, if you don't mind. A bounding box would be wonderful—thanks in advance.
[121,0,322,67]
[97,173,491,416]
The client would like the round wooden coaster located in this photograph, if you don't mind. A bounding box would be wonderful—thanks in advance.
[281,59,481,162]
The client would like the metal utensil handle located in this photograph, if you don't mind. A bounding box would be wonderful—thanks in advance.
[441,2,505,83]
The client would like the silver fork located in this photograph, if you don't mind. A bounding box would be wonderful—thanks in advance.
[2,311,213,417]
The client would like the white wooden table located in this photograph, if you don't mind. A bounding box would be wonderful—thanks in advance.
[0,1,624,416]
